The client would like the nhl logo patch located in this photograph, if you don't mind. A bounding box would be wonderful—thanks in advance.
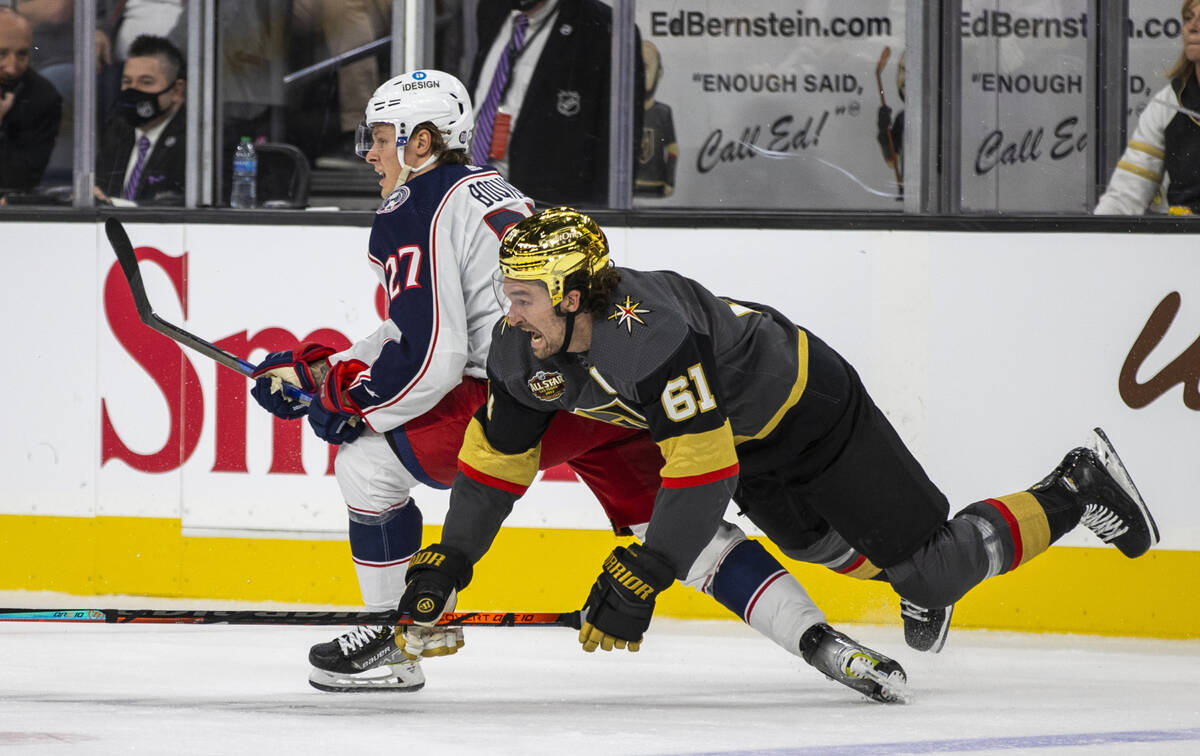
[556,90,581,117]
[377,185,411,214]
[527,370,566,402]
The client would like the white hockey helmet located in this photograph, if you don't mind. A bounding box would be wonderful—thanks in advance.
[355,69,474,158]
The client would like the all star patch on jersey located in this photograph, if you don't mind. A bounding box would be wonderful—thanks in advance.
[527,370,566,401]
[377,185,411,214]
[609,295,650,333]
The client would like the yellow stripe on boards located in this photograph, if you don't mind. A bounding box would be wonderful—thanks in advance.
[1,514,1195,639]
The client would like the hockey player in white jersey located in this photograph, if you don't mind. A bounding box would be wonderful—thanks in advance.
[249,69,534,692]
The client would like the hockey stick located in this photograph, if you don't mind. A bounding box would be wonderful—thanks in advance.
[104,217,313,404]
[0,608,582,628]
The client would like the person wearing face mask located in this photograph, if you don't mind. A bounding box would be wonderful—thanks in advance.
[94,34,185,206]
[0,7,62,199]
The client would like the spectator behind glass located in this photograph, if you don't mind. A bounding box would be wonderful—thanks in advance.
[96,1,188,121]
[13,0,73,107]
[293,0,391,169]
[16,1,115,188]
[94,34,186,206]
[215,1,391,176]
[1096,0,1200,215]
[467,0,643,207]
[0,6,62,199]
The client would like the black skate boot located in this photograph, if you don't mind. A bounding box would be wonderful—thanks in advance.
[307,625,425,693]
[900,598,953,653]
[1034,428,1160,558]
[799,623,909,703]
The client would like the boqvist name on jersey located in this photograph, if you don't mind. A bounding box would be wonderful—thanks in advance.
[470,175,526,207]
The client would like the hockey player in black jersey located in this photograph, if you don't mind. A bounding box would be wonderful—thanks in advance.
[398,207,1160,691]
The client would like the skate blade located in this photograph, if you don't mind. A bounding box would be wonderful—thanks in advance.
[1088,427,1160,548]
[926,604,953,654]
[308,665,425,693]
[847,656,913,704]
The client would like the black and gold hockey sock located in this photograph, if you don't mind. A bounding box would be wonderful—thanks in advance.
[958,492,1056,575]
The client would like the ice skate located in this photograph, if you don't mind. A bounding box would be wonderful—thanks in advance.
[307,625,425,693]
[900,598,953,653]
[799,623,910,703]
[1035,428,1160,558]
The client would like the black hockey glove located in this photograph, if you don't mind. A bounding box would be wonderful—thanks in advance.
[578,544,675,653]
[398,544,473,626]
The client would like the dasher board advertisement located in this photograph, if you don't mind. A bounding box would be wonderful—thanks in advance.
[634,1,907,210]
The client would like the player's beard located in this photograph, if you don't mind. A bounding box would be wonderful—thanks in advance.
[528,328,556,359]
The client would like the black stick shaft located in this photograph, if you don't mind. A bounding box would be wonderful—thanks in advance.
[0,608,581,628]
[103,217,312,402]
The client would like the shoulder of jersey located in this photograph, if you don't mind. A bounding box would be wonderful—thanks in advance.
[593,272,689,379]
[492,315,527,350]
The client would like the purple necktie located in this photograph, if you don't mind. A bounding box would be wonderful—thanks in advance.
[472,13,530,165]
[124,136,151,200]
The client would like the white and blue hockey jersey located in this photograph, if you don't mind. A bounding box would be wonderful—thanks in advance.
[333,164,533,432]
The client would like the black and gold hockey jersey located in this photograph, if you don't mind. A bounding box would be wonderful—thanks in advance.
[440,268,813,577]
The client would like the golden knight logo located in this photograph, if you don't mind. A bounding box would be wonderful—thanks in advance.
[609,295,650,333]
[527,370,566,402]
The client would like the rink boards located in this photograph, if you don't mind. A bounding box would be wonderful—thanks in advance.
[1,219,1196,638]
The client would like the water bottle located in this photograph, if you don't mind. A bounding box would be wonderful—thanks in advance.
[231,136,257,208]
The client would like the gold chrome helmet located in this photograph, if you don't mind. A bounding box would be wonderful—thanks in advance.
[499,207,610,306]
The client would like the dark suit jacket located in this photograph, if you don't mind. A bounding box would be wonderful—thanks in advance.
[469,0,643,206]
[0,68,63,193]
[97,106,187,205]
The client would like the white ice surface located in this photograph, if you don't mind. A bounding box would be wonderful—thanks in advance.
[1,592,1198,756]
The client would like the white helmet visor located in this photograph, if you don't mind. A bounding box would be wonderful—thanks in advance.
[355,120,408,158]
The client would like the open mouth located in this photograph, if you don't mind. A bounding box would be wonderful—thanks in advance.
[521,328,546,350]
